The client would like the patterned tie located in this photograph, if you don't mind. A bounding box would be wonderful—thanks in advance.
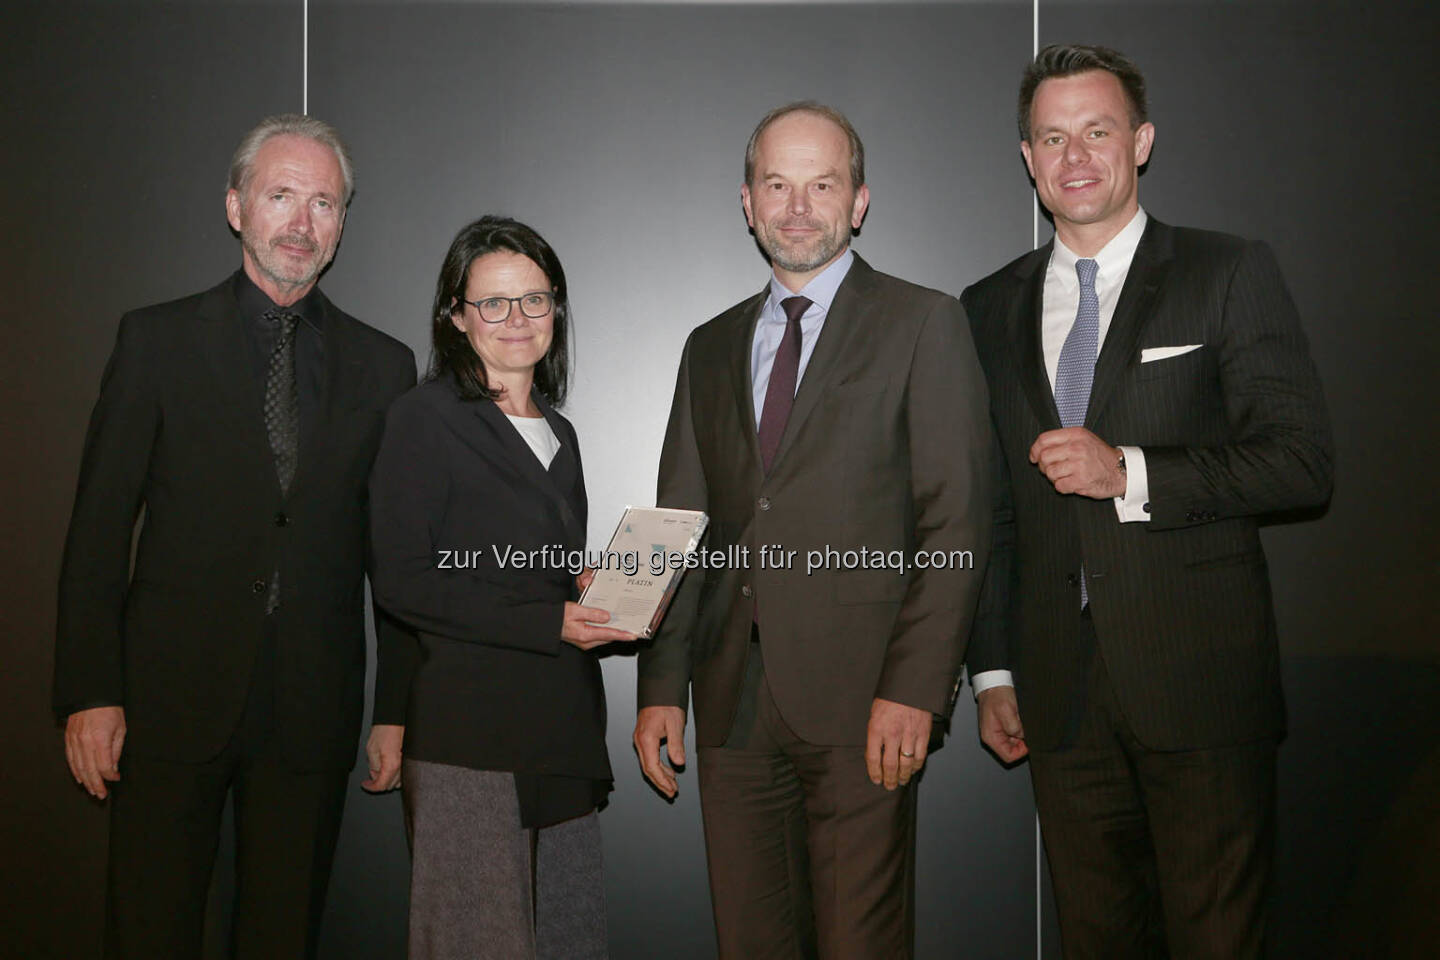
[1054,258,1099,429]
[757,295,811,473]
[263,308,301,495]
[262,308,301,614]
[1053,258,1099,606]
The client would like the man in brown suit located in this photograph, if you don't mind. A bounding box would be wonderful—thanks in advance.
[633,102,991,959]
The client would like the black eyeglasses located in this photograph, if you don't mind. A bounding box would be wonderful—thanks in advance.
[462,291,555,324]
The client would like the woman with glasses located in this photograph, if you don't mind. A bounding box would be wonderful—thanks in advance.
[365,215,634,959]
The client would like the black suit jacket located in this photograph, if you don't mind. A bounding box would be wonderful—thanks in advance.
[962,218,1333,752]
[367,378,610,783]
[54,275,416,770]
[638,254,992,747]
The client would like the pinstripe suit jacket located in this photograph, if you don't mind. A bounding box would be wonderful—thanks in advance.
[962,218,1332,752]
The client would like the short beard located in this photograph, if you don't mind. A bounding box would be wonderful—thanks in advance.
[241,230,331,293]
[755,218,849,275]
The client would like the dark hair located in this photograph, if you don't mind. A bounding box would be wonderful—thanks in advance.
[1018,44,1148,141]
[744,100,866,189]
[428,216,570,407]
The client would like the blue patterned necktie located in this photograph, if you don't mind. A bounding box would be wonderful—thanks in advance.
[1054,258,1099,429]
[1053,258,1099,605]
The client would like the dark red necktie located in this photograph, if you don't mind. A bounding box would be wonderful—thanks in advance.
[757,295,811,473]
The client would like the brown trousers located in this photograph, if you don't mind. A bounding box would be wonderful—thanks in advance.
[696,639,917,960]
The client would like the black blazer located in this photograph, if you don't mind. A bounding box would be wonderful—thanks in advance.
[368,378,610,783]
[962,218,1333,752]
[54,275,417,770]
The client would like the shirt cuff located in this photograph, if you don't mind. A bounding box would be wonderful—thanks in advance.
[55,700,122,722]
[970,669,1015,698]
[1113,445,1151,523]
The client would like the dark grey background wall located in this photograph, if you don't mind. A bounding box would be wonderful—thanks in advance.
[3,1,1435,957]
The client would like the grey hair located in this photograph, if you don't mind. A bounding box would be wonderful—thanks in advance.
[227,113,355,205]
[744,100,866,189]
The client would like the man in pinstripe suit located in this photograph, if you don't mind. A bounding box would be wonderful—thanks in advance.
[961,45,1332,958]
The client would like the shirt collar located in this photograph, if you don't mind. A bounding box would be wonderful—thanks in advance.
[766,247,855,315]
[1050,207,1148,284]
[234,268,325,335]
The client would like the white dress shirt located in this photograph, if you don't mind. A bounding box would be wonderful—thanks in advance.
[972,209,1152,698]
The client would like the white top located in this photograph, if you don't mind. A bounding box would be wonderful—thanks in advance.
[506,413,560,469]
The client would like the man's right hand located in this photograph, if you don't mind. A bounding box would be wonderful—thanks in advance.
[362,724,404,793]
[64,706,126,800]
[977,687,1028,763]
[633,705,687,798]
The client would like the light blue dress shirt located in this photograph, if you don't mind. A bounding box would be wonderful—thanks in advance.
[750,249,855,427]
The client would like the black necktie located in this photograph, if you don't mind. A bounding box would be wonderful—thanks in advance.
[757,295,811,473]
[261,309,300,614]
[262,308,301,496]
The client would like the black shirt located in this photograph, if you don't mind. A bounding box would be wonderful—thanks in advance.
[234,269,325,432]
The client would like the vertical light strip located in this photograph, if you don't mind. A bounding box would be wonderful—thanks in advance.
[302,0,309,114]
[1032,0,1040,256]
[1031,0,1042,947]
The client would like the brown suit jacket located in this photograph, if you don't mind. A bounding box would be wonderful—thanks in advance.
[637,254,992,747]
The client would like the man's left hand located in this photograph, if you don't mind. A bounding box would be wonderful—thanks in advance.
[1030,428,1126,499]
[866,698,932,790]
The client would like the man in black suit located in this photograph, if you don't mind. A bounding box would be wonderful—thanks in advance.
[53,114,416,958]
[962,46,1332,958]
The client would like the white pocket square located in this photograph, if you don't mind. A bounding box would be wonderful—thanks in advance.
[1140,344,1203,363]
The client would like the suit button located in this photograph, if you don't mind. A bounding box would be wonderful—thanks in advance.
[274,512,289,527]
[1066,574,1079,587]
[741,585,753,598]
[1185,510,1198,522]
[757,497,771,511]
[251,579,267,594]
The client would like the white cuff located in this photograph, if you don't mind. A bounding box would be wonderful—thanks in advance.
[1113,445,1150,523]
[970,669,1015,699]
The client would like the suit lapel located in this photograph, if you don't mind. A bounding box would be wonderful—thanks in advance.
[535,393,585,546]
[470,391,578,545]
[765,253,875,475]
[194,280,277,492]
[728,288,769,472]
[1085,219,1173,429]
[1007,244,1063,432]
[290,292,346,498]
